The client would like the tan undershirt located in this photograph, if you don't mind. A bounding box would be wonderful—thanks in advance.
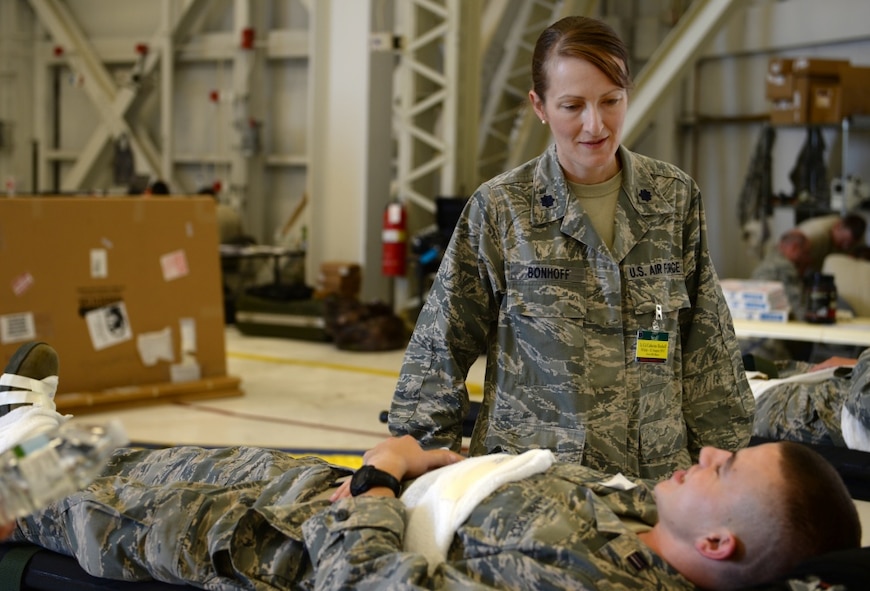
[567,171,622,250]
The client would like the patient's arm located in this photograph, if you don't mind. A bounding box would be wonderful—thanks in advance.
[810,357,858,372]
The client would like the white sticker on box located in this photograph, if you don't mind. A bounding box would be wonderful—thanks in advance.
[0,312,36,344]
[11,272,34,296]
[170,360,201,383]
[179,317,197,354]
[90,249,108,279]
[85,302,133,351]
[160,250,189,281]
[136,326,174,366]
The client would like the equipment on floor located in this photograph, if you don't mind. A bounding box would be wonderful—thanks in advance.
[234,293,329,342]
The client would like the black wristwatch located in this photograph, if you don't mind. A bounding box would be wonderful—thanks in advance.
[350,465,401,497]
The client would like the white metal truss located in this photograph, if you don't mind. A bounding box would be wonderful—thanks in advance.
[394,0,482,216]
[28,0,215,192]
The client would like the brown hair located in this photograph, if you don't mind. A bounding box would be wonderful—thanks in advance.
[720,441,861,588]
[531,16,632,102]
[842,213,867,241]
[778,441,861,557]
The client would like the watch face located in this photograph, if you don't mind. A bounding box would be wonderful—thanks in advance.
[350,465,378,496]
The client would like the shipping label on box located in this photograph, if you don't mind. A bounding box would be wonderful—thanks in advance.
[810,85,842,124]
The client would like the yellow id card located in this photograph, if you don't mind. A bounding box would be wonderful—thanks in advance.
[636,330,669,363]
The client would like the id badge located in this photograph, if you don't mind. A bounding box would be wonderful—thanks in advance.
[636,304,669,364]
[636,330,669,363]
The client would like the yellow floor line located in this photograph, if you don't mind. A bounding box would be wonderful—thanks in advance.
[227,349,484,397]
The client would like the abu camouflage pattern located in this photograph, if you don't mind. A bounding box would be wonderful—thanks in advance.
[13,446,696,590]
[14,445,349,588]
[390,144,754,479]
[754,348,870,447]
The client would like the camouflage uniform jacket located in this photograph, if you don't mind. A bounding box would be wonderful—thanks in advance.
[13,446,694,590]
[753,347,870,447]
[390,143,754,479]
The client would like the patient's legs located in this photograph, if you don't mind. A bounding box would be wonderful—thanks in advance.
[13,445,345,586]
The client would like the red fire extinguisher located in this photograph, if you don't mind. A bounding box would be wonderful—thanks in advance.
[382,200,407,277]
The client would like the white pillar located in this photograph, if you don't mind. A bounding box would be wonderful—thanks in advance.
[307,0,394,302]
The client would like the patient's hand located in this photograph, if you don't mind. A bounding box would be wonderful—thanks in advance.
[810,357,857,372]
[330,435,464,501]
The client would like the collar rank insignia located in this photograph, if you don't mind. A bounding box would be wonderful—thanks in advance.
[639,189,652,202]
[540,194,555,207]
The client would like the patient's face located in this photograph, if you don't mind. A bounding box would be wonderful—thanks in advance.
[653,444,783,540]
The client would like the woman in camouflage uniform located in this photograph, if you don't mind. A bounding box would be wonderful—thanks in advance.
[389,16,753,480]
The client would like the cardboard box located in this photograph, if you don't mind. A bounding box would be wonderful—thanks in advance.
[791,57,849,76]
[810,84,842,124]
[766,57,847,101]
[0,196,232,396]
[316,261,362,298]
[840,65,870,116]
[766,58,796,101]
[769,76,814,125]
[808,66,870,124]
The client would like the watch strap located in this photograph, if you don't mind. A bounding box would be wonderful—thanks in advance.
[350,464,401,497]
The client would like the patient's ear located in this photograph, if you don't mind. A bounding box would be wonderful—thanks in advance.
[695,530,737,561]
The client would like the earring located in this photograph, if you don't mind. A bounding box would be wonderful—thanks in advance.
[541,119,547,125]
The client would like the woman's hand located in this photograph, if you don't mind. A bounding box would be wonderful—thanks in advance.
[330,435,464,501]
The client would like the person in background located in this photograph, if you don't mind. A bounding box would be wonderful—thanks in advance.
[797,213,867,273]
[753,229,811,313]
[389,15,754,480]
[741,229,812,360]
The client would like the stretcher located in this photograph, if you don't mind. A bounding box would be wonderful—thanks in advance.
[0,543,195,590]
[0,438,868,590]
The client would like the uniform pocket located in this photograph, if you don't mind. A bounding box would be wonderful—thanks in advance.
[505,276,586,388]
[627,277,690,384]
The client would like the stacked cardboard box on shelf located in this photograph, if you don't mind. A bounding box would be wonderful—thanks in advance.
[721,279,791,322]
[767,57,870,125]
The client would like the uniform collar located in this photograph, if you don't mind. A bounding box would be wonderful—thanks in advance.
[530,145,677,261]
[531,144,676,228]
[618,145,676,218]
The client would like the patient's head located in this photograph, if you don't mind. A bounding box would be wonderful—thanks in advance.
[833,214,867,252]
[651,441,860,589]
[778,229,810,272]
